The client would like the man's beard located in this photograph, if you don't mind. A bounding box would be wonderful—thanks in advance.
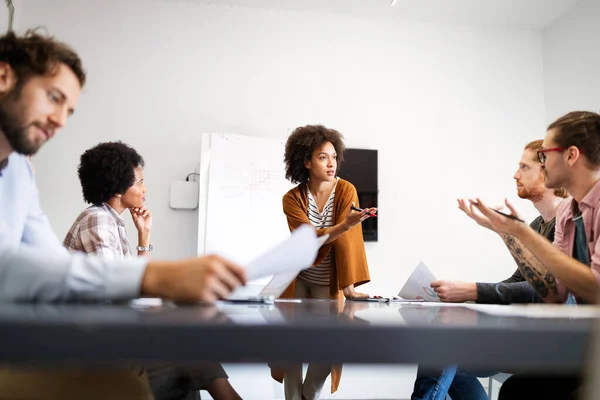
[0,90,41,156]
[517,183,545,202]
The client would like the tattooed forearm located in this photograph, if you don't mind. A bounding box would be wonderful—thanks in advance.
[501,234,559,300]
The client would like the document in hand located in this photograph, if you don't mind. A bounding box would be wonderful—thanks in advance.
[226,225,321,303]
[398,261,440,302]
[244,224,321,281]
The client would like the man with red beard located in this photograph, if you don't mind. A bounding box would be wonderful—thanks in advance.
[430,139,569,305]
[411,140,569,400]
[473,111,600,399]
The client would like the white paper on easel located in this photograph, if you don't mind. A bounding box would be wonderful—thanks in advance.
[398,261,440,302]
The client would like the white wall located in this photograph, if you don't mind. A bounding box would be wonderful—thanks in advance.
[0,0,22,33]
[543,0,600,123]
[20,0,546,398]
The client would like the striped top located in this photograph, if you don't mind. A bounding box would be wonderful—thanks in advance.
[297,179,338,286]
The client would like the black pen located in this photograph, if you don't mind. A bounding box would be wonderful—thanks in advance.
[492,209,525,223]
[351,205,377,217]
[472,201,524,223]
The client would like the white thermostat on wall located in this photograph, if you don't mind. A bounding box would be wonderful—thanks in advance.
[169,181,199,210]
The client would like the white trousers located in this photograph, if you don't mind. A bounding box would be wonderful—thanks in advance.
[283,278,332,400]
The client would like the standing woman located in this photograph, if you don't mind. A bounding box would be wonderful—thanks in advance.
[272,125,376,400]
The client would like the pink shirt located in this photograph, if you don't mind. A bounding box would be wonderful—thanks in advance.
[553,179,600,302]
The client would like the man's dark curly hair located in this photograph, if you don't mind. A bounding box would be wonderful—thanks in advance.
[78,141,145,205]
[284,124,346,184]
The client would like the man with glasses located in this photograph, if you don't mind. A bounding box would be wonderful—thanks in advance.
[471,111,600,399]
[430,139,568,305]
[411,139,568,400]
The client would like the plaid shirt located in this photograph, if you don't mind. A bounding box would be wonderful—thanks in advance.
[63,203,131,259]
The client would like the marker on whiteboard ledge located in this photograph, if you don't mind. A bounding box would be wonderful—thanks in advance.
[351,205,377,217]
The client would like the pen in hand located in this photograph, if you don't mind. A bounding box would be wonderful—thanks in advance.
[491,209,525,223]
[472,201,524,223]
[351,205,377,217]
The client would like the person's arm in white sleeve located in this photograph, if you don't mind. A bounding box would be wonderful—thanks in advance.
[20,177,64,254]
[0,244,146,302]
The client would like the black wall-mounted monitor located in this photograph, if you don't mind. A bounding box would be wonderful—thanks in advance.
[337,148,378,242]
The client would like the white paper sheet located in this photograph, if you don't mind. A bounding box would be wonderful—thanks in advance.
[244,224,320,281]
[463,303,600,319]
[129,298,163,308]
[259,271,299,297]
[398,261,440,302]
[316,234,329,247]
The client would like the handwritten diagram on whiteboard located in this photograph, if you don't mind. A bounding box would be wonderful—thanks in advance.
[204,134,295,276]
[220,164,283,206]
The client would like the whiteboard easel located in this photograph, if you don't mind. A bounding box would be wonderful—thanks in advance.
[196,133,296,286]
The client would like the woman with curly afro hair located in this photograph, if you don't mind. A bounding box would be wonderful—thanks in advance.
[63,141,152,259]
[271,125,377,400]
[63,141,241,400]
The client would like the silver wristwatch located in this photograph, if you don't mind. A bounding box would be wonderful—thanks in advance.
[136,244,153,252]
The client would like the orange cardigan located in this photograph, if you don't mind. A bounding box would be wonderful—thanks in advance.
[270,178,371,393]
[281,178,371,297]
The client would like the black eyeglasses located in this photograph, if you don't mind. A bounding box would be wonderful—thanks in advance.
[537,147,567,164]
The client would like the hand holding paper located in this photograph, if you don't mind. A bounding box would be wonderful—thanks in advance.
[398,261,441,302]
[245,224,320,281]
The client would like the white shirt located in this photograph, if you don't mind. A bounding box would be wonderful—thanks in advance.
[0,152,146,302]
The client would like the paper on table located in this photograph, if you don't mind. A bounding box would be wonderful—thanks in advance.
[387,298,426,303]
[463,303,600,319]
[398,261,440,302]
[245,224,320,281]
[129,298,163,308]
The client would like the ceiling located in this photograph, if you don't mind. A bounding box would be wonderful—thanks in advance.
[170,0,583,30]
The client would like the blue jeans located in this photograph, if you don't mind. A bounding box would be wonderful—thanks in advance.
[412,365,492,400]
